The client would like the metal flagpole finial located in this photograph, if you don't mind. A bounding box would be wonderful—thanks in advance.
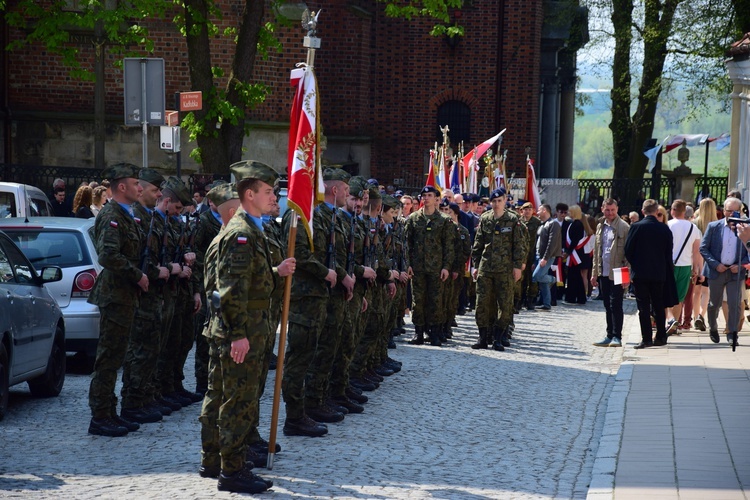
[301,9,322,67]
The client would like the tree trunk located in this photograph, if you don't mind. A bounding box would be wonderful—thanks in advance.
[609,0,633,180]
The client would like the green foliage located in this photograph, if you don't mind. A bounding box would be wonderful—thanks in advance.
[379,0,464,37]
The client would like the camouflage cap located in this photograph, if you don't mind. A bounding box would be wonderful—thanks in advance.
[368,186,382,201]
[163,176,192,206]
[102,162,139,181]
[205,179,228,192]
[489,187,506,201]
[206,182,238,208]
[382,194,401,210]
[349,176,368,199]
[323,167,351,183]
[230,160,279,188]
[138,168,165,188]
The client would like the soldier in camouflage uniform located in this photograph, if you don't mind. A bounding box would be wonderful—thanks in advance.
[440,201,471,340]
[329,177,376,409]
[191,180,226,396]
[404,185,455,346]
[120,168,173,424]
[87,163,146,437]
[213,161,294,494]
[377,195,406,366]
[349,188,395,387]
[519,202,541,310]
[471,188,527,351]
[281,174,340,437]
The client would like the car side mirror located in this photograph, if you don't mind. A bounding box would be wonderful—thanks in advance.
[40,266,63,283]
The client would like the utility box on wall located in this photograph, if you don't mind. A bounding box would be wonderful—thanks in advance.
[160,126,180,152]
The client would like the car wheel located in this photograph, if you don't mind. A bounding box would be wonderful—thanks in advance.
[28,326,66,398]
[0,343,8,421]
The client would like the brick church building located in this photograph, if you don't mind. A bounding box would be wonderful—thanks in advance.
[0,0,587,190]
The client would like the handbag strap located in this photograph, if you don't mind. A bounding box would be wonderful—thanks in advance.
[673,223,693,264]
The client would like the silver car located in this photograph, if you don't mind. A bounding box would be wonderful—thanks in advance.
[0,230,66,420]
[0,218,100,359]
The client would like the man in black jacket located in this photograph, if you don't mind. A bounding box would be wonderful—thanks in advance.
[624,199,674,348]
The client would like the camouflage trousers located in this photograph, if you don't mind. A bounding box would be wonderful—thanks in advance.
[89,302,136,418]
[442,276,462,326]
[411,272,445,327]
[282,295,327,420]
[157,284,190,395]
[150,286,175,400]
[329,286,366,398]
[305,292,347,407]
[475,271,515,330]
[351,284,385,377]
[121,289,163,409]
[193,297,209,392]
[199,336,221,469]
[175,285,196,392]
[522,255,539,304]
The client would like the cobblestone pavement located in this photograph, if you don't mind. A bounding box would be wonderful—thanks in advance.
[0,295,637,499]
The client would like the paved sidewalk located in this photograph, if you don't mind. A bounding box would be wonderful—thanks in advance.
[588,309,750,500]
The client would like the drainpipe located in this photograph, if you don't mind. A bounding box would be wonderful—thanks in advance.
[1,12,12,165]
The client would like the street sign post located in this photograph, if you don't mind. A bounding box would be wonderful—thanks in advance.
[123,58,165,168]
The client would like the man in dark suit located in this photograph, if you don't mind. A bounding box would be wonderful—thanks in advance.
[700,196,748,346]
[624,199,674,348]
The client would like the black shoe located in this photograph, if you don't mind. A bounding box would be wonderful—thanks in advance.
[166,392,192,407]
[113,413,141,432]
[158,395,183,411]
[387,337,397,349]
[409,325,425,345]
[325,399,349,415]
[195,386,207,398]
[349,377,377,392]
[374,365,394,377]
[365,369,384,383]
[88,417,129,437]
[178,388,204,403]
[634,341,653,349]
[383,359,402,373]
[427,326,442,347]
[346,387,368,403]
[492,341,505,351]
[471,338,489,349]
[199,464,220,478]
[121,406,162,424]
[250,438,281,454]
[217,467,271,494]
[710,330,720,343]
[386,356,402,366]
[729,332,739,351]
[306,404,345,423]
[283,415,328,437]
[268,352,278,371]
[246,447,268,468]
[500,329,511,348]
[148,400,172,416]
[331,396,364,414]
[451,319,458,327]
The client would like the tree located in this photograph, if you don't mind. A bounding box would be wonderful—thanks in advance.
[3,0,462,173]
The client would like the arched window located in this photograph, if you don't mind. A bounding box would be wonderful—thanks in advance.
[436,101,471,148]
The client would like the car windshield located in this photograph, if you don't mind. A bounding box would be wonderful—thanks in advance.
[4,230,91,268]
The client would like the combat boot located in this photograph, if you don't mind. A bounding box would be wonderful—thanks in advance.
[500,326,511,348]
[283,415,328,437]
[526,296,536,311]
[409,325,425,345]
[427,325,442,346]
[492,326,505,351]
[437,324,447,343]
[444,322,453,340]
[306,403,345,423]
[471,328,489,349]
[217,466,272,494]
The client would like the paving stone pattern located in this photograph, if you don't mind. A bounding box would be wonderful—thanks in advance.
[0,297,636,499]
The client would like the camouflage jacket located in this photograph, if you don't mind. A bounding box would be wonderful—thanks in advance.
[452,221,472,273]
[522,215,542,259]
[216,208,279,342]
[203,227,224,339]
[264,218,285,300]
[88,201,144,307]
[133,203,164,289]
[283,202,335,298]
[192,210,222,295]
[339,209,366,283]
[472,209,527,273]
[405,208,455,274]
[170,215,192,296]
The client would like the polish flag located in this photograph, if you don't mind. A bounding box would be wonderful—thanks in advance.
[662,134,709,153]
[460,129,506,181]
[287,66,324,247]
[525,158,541,209]
[425,148,437,188]
[612,267,630,285]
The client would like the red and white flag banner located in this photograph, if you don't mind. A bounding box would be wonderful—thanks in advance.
[525,158,541,209]
[287,66,325,248]
[612,267,630,285]
[460,129,506,187]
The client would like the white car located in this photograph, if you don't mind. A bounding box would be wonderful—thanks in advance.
[0,182,54,218]
[0,218,100,360]
[0,229,65,420]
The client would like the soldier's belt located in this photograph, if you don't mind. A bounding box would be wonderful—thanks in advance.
[246,299,271,310]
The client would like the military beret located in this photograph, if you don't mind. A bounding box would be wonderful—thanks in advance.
[323,167,351,183]
[349,176,369,199]
[138,168,165,188]
[439,198,450,208]
[206,182,238,208]
[521,201,534,209]
[382,194,400,209]
[489,187,506,201]
[368,186,382,200]
[470,194,481,203]
[421,185,440,196]
[162,176,192,206]
[449,202,460,215]
[102,162,139,181]
[367,178,379,188]
[230,160,279,188]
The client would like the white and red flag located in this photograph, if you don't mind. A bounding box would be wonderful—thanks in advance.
[525,157,541,209]
[460,128,506,185]
[287,66,325,247]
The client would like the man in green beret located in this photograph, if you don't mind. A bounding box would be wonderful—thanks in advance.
[404,185,455,346]
[120,168,174,424]
[213,161,295,493]
[88,162,147,436]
